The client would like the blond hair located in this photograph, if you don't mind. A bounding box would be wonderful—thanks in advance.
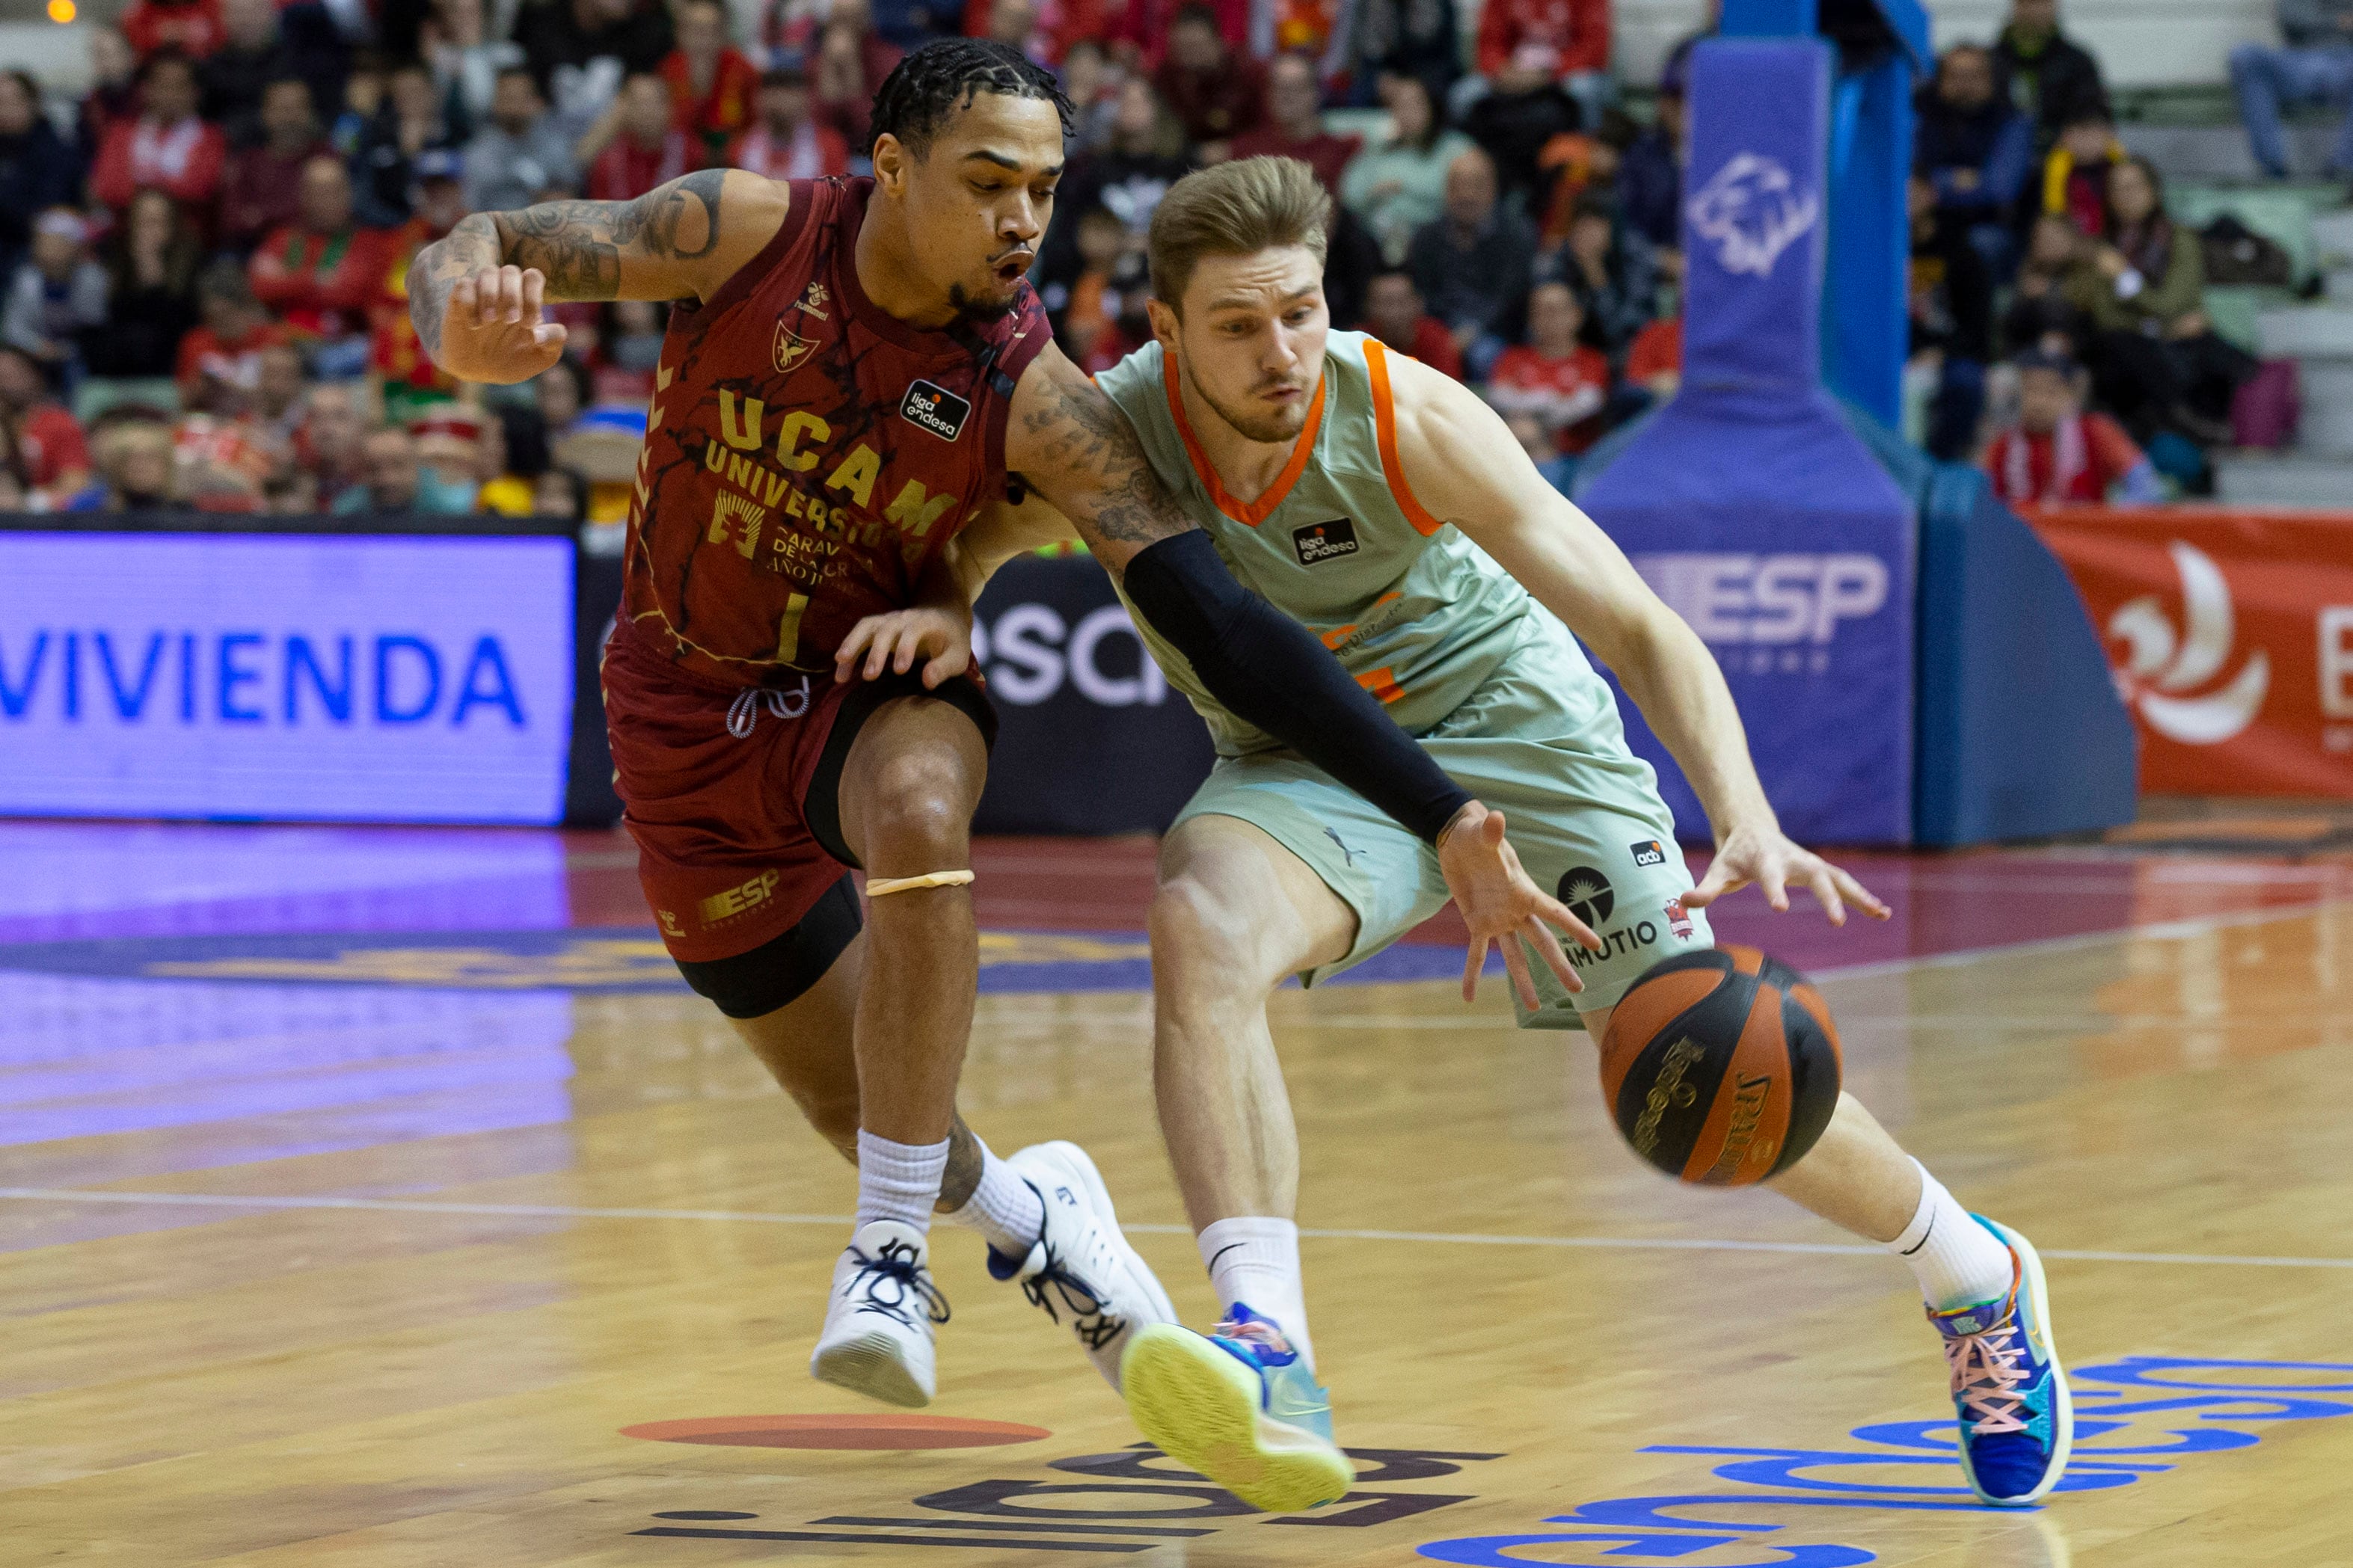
[1147,156,1331,313]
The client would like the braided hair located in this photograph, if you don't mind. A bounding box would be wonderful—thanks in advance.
[866,38,1073,159]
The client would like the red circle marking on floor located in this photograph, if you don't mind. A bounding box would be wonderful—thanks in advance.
[621,1415,1052,1451]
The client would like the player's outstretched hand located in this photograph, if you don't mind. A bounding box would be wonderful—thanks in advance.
[1682,821,1891,926]
[834,606,972,689]
[439,265,567,385]
[1438,802,1604,1009]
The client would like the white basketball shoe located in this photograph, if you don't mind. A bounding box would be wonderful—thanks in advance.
[987,1141,1176,1390]
[809,1220,950,1408]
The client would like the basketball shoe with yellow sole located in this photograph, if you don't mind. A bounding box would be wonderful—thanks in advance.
[1120,1305,1354,1513]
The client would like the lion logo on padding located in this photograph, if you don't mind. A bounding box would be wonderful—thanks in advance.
[1687,153,1820,278]
[2106,541,2269,744]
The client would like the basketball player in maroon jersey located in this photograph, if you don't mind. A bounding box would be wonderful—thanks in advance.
[408,40,1589,1408]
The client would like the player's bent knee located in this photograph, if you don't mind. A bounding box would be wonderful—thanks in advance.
[1149,873,1280,993]
[856,754,979,860]
[860,796,972,871]
[675,874,862,1019]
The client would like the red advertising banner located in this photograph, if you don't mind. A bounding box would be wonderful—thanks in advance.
[2028,507,2353,797]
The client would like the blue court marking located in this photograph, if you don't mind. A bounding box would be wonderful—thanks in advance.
[0,926,1493,994]
[1410,1356,2353,1567]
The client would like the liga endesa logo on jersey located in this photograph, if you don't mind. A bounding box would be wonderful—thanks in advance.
[900,380,972,443]
[1292,517,1360,567]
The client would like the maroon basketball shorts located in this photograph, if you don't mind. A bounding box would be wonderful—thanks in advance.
[601,622,995,980]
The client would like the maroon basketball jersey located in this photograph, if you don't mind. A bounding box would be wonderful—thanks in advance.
[618,176,1051,685]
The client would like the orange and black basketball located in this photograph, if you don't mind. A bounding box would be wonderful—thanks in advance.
[1598,946,1842,1186]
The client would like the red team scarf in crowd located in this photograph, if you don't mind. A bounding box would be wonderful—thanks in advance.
[2001,413,2090,505]
[129,116,207,186]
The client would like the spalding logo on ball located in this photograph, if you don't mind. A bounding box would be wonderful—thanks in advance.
[1599,946,1842,1185]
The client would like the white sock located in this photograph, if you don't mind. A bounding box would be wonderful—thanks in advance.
[1198,1216,1314,1371]
[855,1129,948,1235]
[1888,1159,2016,1310]
[943,1133,1047,1258]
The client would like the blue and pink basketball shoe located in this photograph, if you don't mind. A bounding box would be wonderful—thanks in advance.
[1930,1216,2074,1507]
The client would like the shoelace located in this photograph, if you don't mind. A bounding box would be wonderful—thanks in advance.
[1212,1315,1296,1361]
[1942,1315,2031,1436]
[1019,1240,1124,1351]
[849,1240,951,1329]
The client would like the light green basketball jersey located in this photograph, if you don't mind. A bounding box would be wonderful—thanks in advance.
[1099,330,1574,754]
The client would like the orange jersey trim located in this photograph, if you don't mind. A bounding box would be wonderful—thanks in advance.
[1363,339,1445,537]
[1161,351,1327,527]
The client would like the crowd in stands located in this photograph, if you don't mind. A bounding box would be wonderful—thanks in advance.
[1910,0,2287,506]
[0,0,2322,515]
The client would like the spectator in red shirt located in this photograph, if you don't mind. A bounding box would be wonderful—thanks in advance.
[372,149,470,414]
[1362,268,1464,380]
[1230,52,1360,195]
[1484,280,1610,450]
[121,0,226,62]
[178,256,290,405]
[1475,0,1607,84]
[586,73,701,202]
[0,344,93,502]
[1984,347,2164,507]
[1153,3,1266,159]
[728,66,850,180]
[662,0,761,163]
[89,52,230,217]
[218,77,325,253]
[1624,312,1681,397]
[248,155,392,342]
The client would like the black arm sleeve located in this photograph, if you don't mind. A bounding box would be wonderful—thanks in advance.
[1123,530,1475,846]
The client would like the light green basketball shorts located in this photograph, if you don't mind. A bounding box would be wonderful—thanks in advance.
[1171,628,1715,1029]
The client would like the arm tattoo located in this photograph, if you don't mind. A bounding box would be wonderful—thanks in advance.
[1018,373,1197,556]
[409,172,731,358]
[494,168,728,301]
[408,212,503,356]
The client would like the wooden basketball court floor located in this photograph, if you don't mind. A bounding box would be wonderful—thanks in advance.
[6,819,2353,1567]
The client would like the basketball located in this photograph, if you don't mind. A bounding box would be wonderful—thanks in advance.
[1598,946,1844,1187]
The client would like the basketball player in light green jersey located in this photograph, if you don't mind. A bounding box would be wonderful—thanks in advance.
[913,157,2071,1517]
